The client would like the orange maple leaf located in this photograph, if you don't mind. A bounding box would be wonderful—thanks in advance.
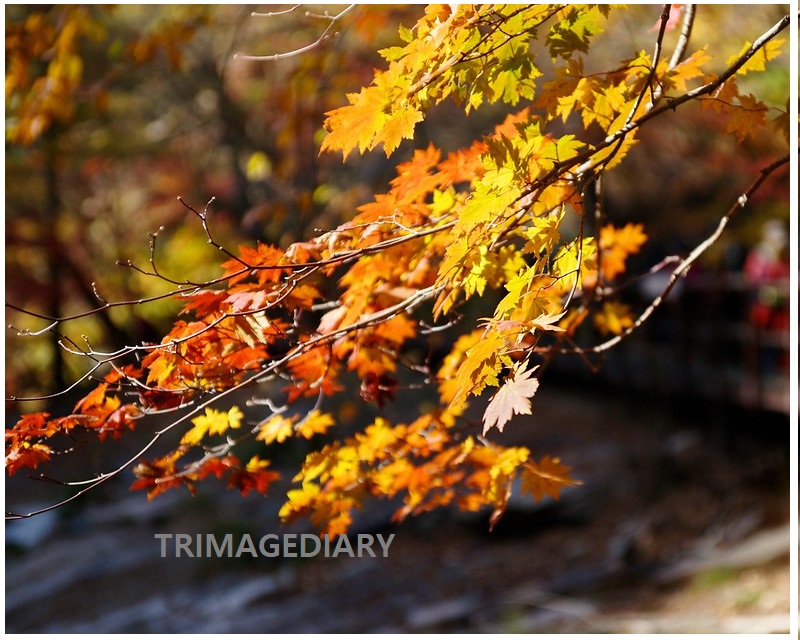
[520,455,580,502]
[600,222,647,281]
[6,442,53,476]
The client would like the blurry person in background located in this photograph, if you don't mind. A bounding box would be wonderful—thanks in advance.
[743,219,790,331]
[742,219,790,377]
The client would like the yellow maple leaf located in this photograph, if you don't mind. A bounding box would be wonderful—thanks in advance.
[727,39,784,76]
[370,458,414,495]
[450,330,507,410]
[552,236,597,291]
[484,446,530,528]
[723,93,768,143]
[144,354,176,387]
[589,131,638,171]
[356,417,399,462]
[256,414,295,445]
[296,411,335,440]
[593,300,634,336]
[381,106,424,156]
[280,482,321,520]
[437,330,484,405]
[181,406,243,446]
[320,88,388,159]
[245,455,270,473]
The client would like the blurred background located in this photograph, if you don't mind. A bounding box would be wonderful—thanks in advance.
[6,4,790,633]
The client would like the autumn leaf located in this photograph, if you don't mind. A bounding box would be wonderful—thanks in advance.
[181,406,244,446]
[594,300,635,336]
[520,456,580,502]
[131,450,187,500]
[599,222,647,281]
[484,446,530,529]
[6,442,53,476]
[381,106,424,156]
[280,482,322,520]
[450,329,507,410]
[728,38,784,75]
[256,414,295,445]
[6,4,789,538]
[7,412,53,440]
[530,310,567,333]
[228,456,280,496]
[296,411,335,440]
[669,47,711,91]
[437,330,484,405]
[356,417,401,463]
[320,88,388,159]
[723,93,768,142]
[482,362,540,435]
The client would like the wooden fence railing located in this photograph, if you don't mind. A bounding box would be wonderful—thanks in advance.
[552,270,790,414]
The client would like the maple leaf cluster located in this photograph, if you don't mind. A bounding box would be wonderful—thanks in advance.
[6,5,788,533]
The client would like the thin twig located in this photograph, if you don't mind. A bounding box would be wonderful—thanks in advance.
[569,154,789,355]
[234,5,355,61]
[7,280,446,519]
[667,4,696,69]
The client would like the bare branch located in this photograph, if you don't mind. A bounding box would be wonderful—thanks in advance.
[234,4,356,61]
[250,5,301,19]
[667,4,696,69]
[7,276,447,520]
[628,3,672,123]
[570,154,789,356]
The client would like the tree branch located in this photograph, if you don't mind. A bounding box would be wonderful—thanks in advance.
[569,154,789,356]
[233,5,356,61]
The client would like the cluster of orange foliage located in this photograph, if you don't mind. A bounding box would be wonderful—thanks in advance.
[7,5,788,534]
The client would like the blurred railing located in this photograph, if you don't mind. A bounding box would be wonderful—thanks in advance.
[553,269,790,415]
[676,270,790,414]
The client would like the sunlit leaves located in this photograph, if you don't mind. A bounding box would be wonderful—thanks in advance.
[546,5,609,60]
[181,406,243,446]
[667,47,711,92]
[131,450,280,500]
[721,92,769,142]
[381,106,425,156]
[727,38,784,76]
[437,330,484,406]
[6,441,53,476]
[320,5,574,159]
[483,362,540,435]
[257,410,335,445]
[5,5,789,536]
[131,450,188,499]
[450,329,508,411]
[229,456,281,497]
[552,237,597,292]
[320,87,394,158]
[700,75,773,142]
[280,411,571,535]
